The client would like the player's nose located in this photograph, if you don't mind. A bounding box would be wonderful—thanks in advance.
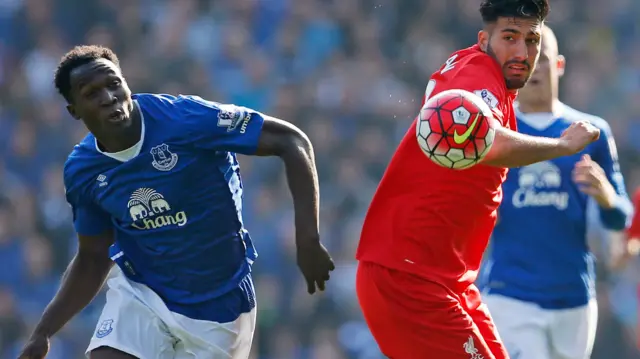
[512,41,529,61]
[99,89,118,106]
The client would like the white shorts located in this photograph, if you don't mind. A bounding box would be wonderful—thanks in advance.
[86,268,256,359]
[484,294,597,359]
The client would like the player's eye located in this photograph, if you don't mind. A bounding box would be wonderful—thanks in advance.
[503,36,514,41]
[527,38,540,45]
[83,89,96,98]
[109,80,121,88]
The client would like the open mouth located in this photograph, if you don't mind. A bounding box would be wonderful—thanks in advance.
[107,109,125,122]
[507,64,529,76]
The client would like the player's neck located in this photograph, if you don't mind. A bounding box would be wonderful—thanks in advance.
[96,102,143,153]
[518,99,558,114]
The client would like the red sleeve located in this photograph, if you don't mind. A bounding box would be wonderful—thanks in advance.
[627,189,640,239]
[424,54,508,126]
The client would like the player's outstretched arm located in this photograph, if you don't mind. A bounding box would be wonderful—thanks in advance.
[254,117,335,294]
[19,231,114,359]
[173,96,334,293]
[481,121,600,168]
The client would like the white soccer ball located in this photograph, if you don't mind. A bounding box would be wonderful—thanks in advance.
[416,89,496,169]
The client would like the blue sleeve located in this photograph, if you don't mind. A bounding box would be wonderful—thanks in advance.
[592,121,632,230]
[176,95,265,155]
[64,166,112,236]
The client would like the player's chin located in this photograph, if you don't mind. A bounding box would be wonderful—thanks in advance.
[505,77,530,90]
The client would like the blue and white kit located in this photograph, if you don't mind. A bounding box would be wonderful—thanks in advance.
[480,102,632,359]
[64,94,266,358]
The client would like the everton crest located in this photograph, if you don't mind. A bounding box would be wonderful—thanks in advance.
[95,319,114,338]
[150,143,178,171]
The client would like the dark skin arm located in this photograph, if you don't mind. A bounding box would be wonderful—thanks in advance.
[19,231,114,359]
[254,117,335,294]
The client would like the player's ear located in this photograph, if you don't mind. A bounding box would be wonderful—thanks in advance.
[557,54,566,78]
[66,104,81,121]
[478,30,489,52]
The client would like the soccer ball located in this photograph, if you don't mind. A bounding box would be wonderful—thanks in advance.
[416,89,496,169]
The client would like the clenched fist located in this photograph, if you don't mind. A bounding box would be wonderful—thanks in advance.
[560,121,600,154]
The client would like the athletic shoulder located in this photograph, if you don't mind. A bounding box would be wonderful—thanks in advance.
[133,92,232,112]
[429,46,507,107]
[132,93,184,120]
[424,46,509,126]
[434,46,504,85]
[132,92,177,103]
[452,46,501,73]
[133,93,223,138]
[559,102,611,133]
[133,93,264,154]
[133,93,246,125]
[63,135,105,201]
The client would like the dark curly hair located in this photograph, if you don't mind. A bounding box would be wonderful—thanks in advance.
[480,0,550,24]
[54,45,120,102]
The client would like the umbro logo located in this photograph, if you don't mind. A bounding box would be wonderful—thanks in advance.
[97,174,108,187]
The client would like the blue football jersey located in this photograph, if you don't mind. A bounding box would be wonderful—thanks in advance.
[481,102,632,309]
[63,93,265,322]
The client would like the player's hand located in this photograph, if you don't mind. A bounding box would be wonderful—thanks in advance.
[573,154,617,208]
[17,334,50,359]
[559,121,600,155]
[296,237,335,294]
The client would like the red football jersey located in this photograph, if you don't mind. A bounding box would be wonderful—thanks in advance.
[627,188,640,240]
[356,45,518,291]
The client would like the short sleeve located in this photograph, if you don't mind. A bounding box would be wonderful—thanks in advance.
[64,165,112,236]
[427,54,507,126]
[176,95,265,155]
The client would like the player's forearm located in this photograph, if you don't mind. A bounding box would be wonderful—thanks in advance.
[281,135,321,240]
[255,118,321,240]
[32,252,113,338]
[482,127,570,168]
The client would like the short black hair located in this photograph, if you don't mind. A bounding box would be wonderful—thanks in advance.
[480,0,550,24]
[54,45,120,102]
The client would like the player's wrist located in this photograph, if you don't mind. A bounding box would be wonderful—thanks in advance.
[294,218,320,241]
[596,186,618,209]
[295,231,321,244]
[597,197,615,209]
[556,138,575,157]
[295,226,321,247]
[31,325,52,339]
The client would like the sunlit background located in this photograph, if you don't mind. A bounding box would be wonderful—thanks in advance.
[0,0,639,358]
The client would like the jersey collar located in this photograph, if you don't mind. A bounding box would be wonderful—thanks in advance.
[95,100,146,162]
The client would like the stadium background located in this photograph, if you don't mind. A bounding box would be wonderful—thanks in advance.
[0,0,639,358]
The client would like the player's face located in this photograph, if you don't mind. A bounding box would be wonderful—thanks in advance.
[517,31,565,106]
[479,17,543,90]
[67,59,134,135]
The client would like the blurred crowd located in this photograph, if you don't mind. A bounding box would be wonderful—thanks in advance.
[0,0,639,358]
